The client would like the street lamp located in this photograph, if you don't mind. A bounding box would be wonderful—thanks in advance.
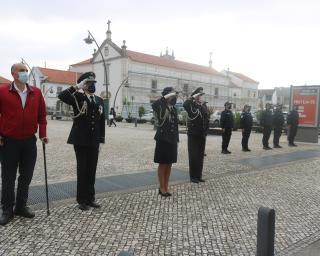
[84,30,109,121]
[113,77,129,110]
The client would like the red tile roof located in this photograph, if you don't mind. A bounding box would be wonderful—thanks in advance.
[127,50,223,76]
[38,67,82,85]
[70,58,92,66]
[0,76,11,84]
[230,71,258,83]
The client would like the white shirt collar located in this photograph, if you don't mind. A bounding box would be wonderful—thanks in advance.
[13,82,27,94]
[85,92,95,102]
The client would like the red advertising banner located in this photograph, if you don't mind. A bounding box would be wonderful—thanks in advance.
[292,88,319,126]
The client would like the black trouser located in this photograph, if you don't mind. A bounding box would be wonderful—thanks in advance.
[1,136,37,210]
[262,126,272,147]
[188,135,206,180]
[74,145,99,204]
[0,146,2,163]
[273,127,282,146]
[222,128,232,150]
[288,125,298,144]
[109,118,116,127]
[242,128,251,149]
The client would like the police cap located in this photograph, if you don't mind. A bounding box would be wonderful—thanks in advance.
[77,72,96,84]
[191,87,204,97]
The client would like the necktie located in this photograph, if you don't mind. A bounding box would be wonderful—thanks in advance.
[90,96,95,105]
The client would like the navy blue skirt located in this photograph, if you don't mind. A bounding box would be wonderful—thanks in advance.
[154,140,177,164]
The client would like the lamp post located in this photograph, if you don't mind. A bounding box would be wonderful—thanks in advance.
[84,30,109,121]
[113,77,129,110]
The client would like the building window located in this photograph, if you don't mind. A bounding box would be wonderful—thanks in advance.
[56,86,62,96]
[266,95,272,101]
[214,88,219,96]
[233,92,237,97]
[247,90,250,97]
[151,80,157,93]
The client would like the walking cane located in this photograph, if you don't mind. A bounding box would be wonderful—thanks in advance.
[42,143,50,216]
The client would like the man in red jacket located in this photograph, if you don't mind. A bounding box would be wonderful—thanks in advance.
[0,63,48,225]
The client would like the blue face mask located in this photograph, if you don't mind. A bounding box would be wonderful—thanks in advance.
[18,71,28,84]
[87,83,96,93]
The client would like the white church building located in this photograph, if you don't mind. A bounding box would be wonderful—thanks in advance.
[69,21,259,116]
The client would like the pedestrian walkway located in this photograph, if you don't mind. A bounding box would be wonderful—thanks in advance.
[0,169,189,206]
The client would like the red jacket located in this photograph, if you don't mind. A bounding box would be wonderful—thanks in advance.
[0,83,47,139]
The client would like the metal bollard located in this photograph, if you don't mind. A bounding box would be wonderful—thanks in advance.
[134,118,137,127]
[256,207,275,256]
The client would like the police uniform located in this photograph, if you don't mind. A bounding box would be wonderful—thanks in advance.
[260,104,273,149]
[272,105,284,147]
[240,106,253,151]
[58,72,105,208]
[220,102,234,153]
[183,87,209,182]
[152,87,179,164]
[287,107,299,146]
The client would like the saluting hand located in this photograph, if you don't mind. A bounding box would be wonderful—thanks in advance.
[75,78,89,90]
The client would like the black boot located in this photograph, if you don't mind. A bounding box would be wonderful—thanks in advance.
[0,208,14,226]
[14,206,35,218]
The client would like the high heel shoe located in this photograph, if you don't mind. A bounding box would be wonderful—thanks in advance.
[158,189,169,197]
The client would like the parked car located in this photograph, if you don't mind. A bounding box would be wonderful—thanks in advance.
[209,110,221,128]
[140,111,155,123]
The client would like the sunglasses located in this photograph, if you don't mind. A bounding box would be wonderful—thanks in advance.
[19,69,28,72]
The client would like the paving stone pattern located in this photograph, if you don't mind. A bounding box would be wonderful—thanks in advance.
[0,120,320,255]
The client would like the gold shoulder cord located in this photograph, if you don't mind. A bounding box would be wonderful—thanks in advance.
[71,92,88,119]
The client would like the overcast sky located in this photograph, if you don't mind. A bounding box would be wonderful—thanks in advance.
[1,0,320,88]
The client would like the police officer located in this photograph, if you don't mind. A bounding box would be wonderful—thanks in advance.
[220,102,234,154]
[272,104,284,148]
[58,72,105,210]
[183,87,209,183]
[240,105,253,152]
[287,104,299,146]
[152,87,179,197]
[260,103,273,150]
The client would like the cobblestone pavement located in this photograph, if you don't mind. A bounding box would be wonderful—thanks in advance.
[32,120,319,185]
[1,120,320,255]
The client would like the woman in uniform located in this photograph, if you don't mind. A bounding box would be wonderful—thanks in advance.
[152,87,179,197]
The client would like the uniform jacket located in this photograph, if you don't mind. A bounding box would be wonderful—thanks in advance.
[220,109,234,129]
[240,111,253,129]
[272,110,284,128]
[58,86,105,147]
[0,83,47,139]
[183,99,209,137]
[260,109,273,127]
[152,97,179,144]
[287,109,299,126]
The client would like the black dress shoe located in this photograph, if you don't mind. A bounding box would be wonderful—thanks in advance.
[274,145,282,148]
[78,204,90,211]
[221,150,228,154]
[190,179,199,183]
[14,207,35,218]
[198,178,205,182]
[289,143,297,147]
[87,202,101,208]
[226,150,232,154]
[0,209,14,226]
[165,192,172,197]
[263,146,272,150]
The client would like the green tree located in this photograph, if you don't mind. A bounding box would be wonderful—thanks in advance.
[138,106,146,119]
